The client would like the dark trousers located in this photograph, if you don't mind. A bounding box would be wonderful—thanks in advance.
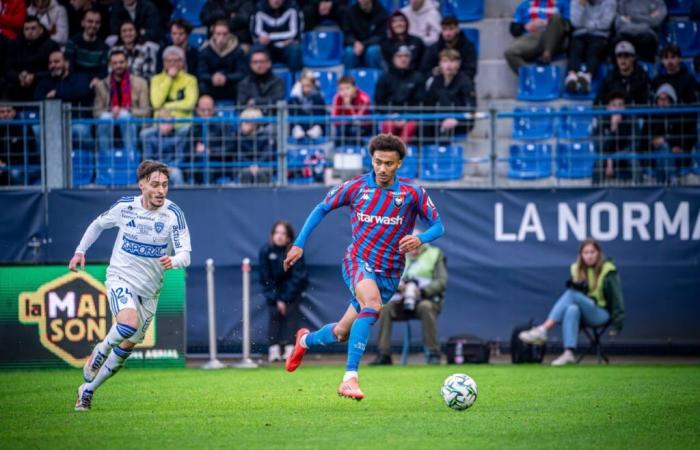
[504,14,570,73]
[268,301,300,346]
[614,33,658,63]
[377,299,442,356]
[567,34,608,75]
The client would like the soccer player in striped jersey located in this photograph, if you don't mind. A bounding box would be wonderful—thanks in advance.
[69,160,191,411]
[283,134,445,400]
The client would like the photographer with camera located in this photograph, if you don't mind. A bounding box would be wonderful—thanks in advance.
[518,238,625,366]
[370,242,447,365]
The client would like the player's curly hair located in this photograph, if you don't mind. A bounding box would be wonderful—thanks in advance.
[137,160,170,181]
[368,133,406,160]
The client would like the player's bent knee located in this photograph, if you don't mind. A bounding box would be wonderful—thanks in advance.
[116,308,139,329]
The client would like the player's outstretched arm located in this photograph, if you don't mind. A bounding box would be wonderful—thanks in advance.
[69,218,111,271]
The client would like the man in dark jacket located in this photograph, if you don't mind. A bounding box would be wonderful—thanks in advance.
[157,19,199,75]
[185,94,235,184]
[652,44,698,105]
[200,0,254,45]
[109,0,161,44]
[65,9,108,83]
[595,41,650,106]
[198,20,247,102]
[342,0,387,69]
[237,47,285,110]
[302,0,345,31]
[375,45,424,144]
[420,16,476,80]
[5,16,59,101]
[250,0,303,71]
[592,90,638,184]
[380,10,424,71]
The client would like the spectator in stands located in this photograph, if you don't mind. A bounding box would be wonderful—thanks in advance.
[27,0,69,45]
[302,0,345,31]
[250,0,303,72]
[157,19,198,75]
[381,11,425,72]
[188,94,234,183]
[198,20,247,103]
[142,108,187,185]
[400,0,441,47]
[370,241,447,366]
[65,9,109,83]
[200,0,254,46]
[645,83,697,183]
[150,46,198,119]
[420,16,476,80]
[595,41,650,106]
[423,48,476,142]
[235,106,275,184]
[519,238,624,366]
[375,45,424,144]
[93,49,150,152]
[259,220,308,363]
[5,16,59,101]
[614,0,666,63]
[503,0,570,74]
[331,74,371,145]
[0,0,26,40]
[34,49,94,148]
[342,0,388,69]
[564,0,616,95]
[109,0,161,44]
[0,102,40,186]
[112,20,160,80]
[236,47,285,109]
[591,90,638,184]
[288,69,326,140]
[652,44,699,105]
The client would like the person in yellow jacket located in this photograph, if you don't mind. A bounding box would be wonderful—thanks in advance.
[519,238,625,366]
[149,46,198,120]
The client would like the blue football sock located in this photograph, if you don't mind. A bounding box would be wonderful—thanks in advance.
[304,323,338,348]
[346,308,379,372]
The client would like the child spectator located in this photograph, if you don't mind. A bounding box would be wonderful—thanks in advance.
[331,75,371,145]
[288,69,326,141]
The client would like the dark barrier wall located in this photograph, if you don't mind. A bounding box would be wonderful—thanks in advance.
[1,188,699,351]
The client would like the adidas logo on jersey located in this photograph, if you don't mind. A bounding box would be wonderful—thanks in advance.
[356,212,403,225]
[126,220,136,228]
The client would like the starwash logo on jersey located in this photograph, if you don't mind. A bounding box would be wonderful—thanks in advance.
[18,271,155,368]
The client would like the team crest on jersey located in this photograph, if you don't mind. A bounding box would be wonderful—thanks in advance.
[393,193,405,207]
[155,222,165,234]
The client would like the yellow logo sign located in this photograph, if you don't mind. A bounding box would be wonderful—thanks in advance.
[19,271,154,368]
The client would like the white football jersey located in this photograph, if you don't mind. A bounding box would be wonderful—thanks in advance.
[83,195,191,298]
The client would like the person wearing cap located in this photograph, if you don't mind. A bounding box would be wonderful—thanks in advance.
[595,40,650,106]
[652,44,699,105]
[341,0,388,69]
[400,0,441,46]
[503,0,570,74]
[614,0,666,63]
[565,0,616,94]
[591,90,638,185]
[381,10,425,72]
[236,46,285,111]
[150,45,198,120]
[420,16,477,80]
[374,45,425,144]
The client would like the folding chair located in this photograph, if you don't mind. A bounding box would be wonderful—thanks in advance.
[577,322,610,364]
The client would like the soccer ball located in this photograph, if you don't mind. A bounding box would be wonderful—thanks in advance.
[441,373,477,411]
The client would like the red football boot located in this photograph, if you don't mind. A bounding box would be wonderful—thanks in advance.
[285,328,310,372]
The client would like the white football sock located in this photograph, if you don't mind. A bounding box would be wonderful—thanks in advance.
[86,346,132,391]
[343,371,358,382]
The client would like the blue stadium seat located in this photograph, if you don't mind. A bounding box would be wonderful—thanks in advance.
[397,145,418,179]
[302,30,343,67]
[345,68,382,100]
[517,65,562,101]
[420,145,463,181]
[667,0,693,16]
[562,64,608,100]
[558,105,594,139]
[508,143,552,179]
[188,30,207,50]
[512,106,555,140]
[272,68,293,99]
[441,0,484,22]
[460,27,480,58]
[556,142,595,178]
[96,149,141,186]
[171,0,203,27]
[663,20,700,57]
[310,69,338,104]
[638,61,657,79]
[72,150,94,186]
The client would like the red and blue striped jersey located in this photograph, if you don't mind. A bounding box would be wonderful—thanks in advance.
[320,172,441,277]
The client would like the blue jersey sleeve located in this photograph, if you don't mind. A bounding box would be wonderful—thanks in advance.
[415,187,444,244]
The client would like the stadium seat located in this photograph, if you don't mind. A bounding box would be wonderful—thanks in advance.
[171,0,202,27]
[557,105,594,139]
[96,149,141,186]
[663,20,700,57]
[310,69,338,104]
[188,29,207,50]
[511,106,555,140]
[397,145,418,179]
[272,68,293,99]
[345,68,382,100]
[556,142,595,179]
[517,65,562,101]
[638,61,657,79]
[72,150,94,186]
[302,31,343,67]
[441,0,484,22]
[508,143,552,179]
[420,145,463,181]
[667,0,693,16]
[460,27,480,58]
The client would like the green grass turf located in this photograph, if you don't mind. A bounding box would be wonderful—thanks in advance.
[1,365,699,449]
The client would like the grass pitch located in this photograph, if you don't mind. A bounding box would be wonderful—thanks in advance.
[1,364,699,449]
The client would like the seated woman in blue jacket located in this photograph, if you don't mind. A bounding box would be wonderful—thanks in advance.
[519,238,625,366]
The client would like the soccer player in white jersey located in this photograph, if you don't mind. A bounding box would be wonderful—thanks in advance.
[69,160,191,411]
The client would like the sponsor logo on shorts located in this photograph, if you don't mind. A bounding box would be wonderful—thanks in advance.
[356,212,403,225]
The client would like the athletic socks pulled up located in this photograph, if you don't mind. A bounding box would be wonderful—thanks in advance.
[346,308,379,372]
[302,322,338,348]
[97,322,137,356]
[86,346,132,391]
